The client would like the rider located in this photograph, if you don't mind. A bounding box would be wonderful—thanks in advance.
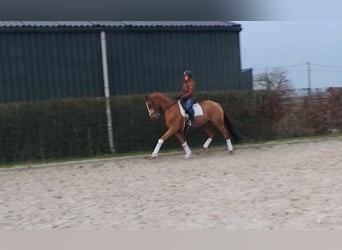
[177,70,196,127]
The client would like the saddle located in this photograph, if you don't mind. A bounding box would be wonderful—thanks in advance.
[178,100,203,131]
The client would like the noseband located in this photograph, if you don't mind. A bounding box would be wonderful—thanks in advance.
[146,95,177,119]
[146,99,160,118]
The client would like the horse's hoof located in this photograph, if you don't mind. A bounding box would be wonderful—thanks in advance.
[151,153,158,159]
[201,148,208,156]
[184,153,192,159]
[228,150,233,155]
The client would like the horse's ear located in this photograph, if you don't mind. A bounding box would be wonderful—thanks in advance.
[144,95,150,101]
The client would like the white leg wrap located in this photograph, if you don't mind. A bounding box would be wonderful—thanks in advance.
[152,139,164,158]
[226,139,233,152]
[203,138,213,149]
[182,141,192,159]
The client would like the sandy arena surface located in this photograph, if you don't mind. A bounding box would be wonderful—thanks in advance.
[1,136,342,230]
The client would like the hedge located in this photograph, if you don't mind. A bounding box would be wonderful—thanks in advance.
[0,89,341,164]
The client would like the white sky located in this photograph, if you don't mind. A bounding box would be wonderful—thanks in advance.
[238,21,342,89]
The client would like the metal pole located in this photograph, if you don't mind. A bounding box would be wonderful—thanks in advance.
[100,31,115,153]
[307,61,311,95]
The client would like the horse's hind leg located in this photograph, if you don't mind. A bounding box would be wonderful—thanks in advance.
[215,121,234,154]
[202,101,234,154]
[175,132,192,159]
[201,125,216,155]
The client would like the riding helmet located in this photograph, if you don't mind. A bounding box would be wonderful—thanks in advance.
[183,70,192,78]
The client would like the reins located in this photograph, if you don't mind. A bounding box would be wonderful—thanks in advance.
[146,93,178,117]
[163,101,177,111]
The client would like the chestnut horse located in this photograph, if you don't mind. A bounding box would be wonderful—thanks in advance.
[145,92,238,159]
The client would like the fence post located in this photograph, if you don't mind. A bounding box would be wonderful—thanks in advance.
[100,31,115,153]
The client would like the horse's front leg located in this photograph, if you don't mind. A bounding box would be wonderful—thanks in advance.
[174,132,192,159]
[151,128,176,159]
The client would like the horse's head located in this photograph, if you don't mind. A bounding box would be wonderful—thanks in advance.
[145,94,161,120]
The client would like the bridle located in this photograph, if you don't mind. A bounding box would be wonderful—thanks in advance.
[145,95,178,119]
[145,98,161,119]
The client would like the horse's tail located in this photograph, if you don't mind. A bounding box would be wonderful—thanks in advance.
[224,114,239,142]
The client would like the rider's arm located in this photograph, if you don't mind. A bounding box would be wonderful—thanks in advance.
[179,82,195,99]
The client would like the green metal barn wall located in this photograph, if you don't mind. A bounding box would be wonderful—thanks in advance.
[0,30,242,103]
[0,32,104,103]
[107,31,242,95]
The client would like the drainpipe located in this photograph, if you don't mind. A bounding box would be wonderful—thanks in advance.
[100,31,115,153]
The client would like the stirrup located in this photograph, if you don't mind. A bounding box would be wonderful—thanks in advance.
[189,118,196,127]
[183,119,191,132]
[187,119,196,128]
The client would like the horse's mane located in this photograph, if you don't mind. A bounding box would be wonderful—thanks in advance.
[150,92,173,103]
[148,92,176,111]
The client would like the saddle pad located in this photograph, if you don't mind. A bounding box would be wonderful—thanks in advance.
[178,101,203,117]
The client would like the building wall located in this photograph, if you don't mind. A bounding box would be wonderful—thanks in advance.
[0,29,244,103]
[106,30,242,95]
[0,32,103,103]
[241,68,253,90]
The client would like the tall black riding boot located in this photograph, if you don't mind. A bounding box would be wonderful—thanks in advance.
[190,115,196,127]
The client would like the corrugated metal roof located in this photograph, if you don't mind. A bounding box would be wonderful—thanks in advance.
[0,21,122,27]
[119,21,239,27]
[0,21,238,28]
[0,21,241,32]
